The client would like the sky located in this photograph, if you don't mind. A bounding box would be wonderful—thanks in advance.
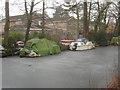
[0,0,65,19]
[0,0,119,20]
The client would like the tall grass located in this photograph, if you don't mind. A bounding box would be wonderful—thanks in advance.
[107,63,119,89]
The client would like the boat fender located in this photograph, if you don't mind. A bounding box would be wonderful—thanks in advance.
[73,43,78,51]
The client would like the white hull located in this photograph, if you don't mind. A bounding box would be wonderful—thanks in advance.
[69,41,95,51]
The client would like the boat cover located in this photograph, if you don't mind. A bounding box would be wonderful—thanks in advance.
[20,38,61,57]
[110,37,120,44]
[76,38,88,43]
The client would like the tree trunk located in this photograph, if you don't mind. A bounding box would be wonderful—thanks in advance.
[25,19,32,43]
[24,0,34,43]
[94,2,111,32]
[76,2,80,38]
[118,1,120,36]
[83,1,88,38]
[42,0,45,38]
[4,0,10,47]
[94,1,100,32]
[88,2,92,33]
[104,9,107,24]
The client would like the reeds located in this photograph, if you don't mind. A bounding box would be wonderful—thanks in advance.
[107,63,119,89]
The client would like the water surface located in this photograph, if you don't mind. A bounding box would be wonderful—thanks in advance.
[2,46,118,88]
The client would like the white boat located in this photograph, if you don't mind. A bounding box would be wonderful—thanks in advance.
[69,38,95,51]
[60,40,75,46]
[0,45,5,57]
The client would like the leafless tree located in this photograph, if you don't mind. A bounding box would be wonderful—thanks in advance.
[24,0,35,43]
[42,0,45,37]
[88,1,92,33]
[4,0,10,46]
[83,0,88,38]
[76,2,81,38]
[118,1,120,35]
[94,2,112,32]
[63,0,83,38]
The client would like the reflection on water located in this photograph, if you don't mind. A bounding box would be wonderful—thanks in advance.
[2,46,118,88]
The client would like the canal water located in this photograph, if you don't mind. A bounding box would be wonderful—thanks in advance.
[2,46,118,88]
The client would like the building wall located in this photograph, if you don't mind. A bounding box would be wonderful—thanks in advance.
[0,25,4,34]
[45,19,78,39]
[67,19,78,39]
[55,22,67,31]
[10,20,26,27]
[45,24,56,29]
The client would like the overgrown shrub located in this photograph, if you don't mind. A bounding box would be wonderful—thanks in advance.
[2,33,24,48]
[87,31,96,42]
[8,33,24,47]
[10,26,17,30]
[44,34,54,41]
[29,31,56,42]
[4,48,16,56]
[107,33,114,41]
[29,32,41,39]
[95,30,108,46]
[2,33,24,56]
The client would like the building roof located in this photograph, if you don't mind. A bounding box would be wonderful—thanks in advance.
[46,16,77,23]
[2,13,43,22]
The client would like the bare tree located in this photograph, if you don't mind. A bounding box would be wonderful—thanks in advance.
[118,1,120,35]
[24,0,35,43]
[42,0,45,37]
[110,2,119,34]
[4,0,10,46]
[83,0,88,38]
[88,1,92,33]
[76,2,80,38]
[94,2,112,32]
[63,0,83,38]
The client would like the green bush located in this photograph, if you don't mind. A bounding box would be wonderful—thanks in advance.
[87,31,96,42]
[2,33,24,56]
[29,31,55,42]
[2,33,24,48]
[29,32,42,39]
[4,48,16,56]
[8,33,24,47]
[10,26,17,30]
[44,34,54,41]
[95,30,108,46]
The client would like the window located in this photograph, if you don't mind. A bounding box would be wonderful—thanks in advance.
[15,21,22,24]
[74,32,77,35]
[18,19,21,20]
[68,22,72,26]
[74,22,77,26]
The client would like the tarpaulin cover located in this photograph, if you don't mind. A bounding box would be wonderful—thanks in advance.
[20,38,61,56]
[110,37,120,44]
